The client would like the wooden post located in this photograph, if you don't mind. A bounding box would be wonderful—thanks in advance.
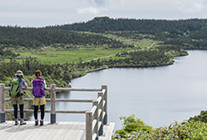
[50,84,56,124]
[102,85,107,125]
[86,111,92,140]
[93,100,98,140]
[98,91,103,136]
[0,84,5,123]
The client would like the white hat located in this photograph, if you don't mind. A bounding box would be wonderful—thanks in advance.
[15,70,24,76]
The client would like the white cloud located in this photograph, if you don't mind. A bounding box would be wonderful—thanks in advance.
[181,1,205,14]
[77,0,108,14]
[78,7,99,14]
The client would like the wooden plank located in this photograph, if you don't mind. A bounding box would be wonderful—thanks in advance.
[55,88,101,92]
[0,121,117,140]
[67,122,85,140]
[64,123,78,140]
[23,124,43,140]
[0,121,86,140]
[74,123,85,140]
[47,123,64,140]
[56,110,86,114]
[55,99,93,103]
[54,123,73,140]
[76,123,85,140]
[41,123,59,140]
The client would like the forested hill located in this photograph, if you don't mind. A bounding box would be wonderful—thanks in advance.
[0,26,131,49]
[54,16,207,34]
[1,16,207,49]
[53,17,207,49]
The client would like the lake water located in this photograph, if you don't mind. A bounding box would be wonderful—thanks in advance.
[31,50,207,130]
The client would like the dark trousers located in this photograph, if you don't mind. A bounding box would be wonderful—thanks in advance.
[34,105,45,120]
[13,104,24,120]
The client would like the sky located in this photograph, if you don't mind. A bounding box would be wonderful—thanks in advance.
[1,0,207,27]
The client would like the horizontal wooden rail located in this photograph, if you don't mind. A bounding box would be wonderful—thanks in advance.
[55,110,86,114]
[55,99,93,103]
[4,87,102,92]
[5,109,86,114]
[5,98,93,103]
[55,87,102,92]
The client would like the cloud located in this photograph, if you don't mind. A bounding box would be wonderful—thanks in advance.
[78,7,99,14]
[94,0,108,6]
[85,0,108,6]
[1,0,207,27]
[78,0,109,14]
[181,1,205,14]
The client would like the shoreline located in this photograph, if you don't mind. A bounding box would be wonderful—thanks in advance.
[70,50,189,81]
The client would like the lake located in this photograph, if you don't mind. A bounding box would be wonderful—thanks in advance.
[31,50,207,130]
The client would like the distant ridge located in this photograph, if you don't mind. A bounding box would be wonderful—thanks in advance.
[1,16,207,49]
[52,16,207,33]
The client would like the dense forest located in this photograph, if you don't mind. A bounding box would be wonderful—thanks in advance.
[54,17,207,49]
[0,27,132,49]
[1,17,207,50]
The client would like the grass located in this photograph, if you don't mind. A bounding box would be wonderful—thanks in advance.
[12,32,157,64]
[18,49,129,64]
[86,31,157,49]
[127,39,156,48]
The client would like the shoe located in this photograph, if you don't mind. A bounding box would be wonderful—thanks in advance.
[20,121,26,125]
[40,120,44,126]
[15,121,19,125]
[35,120,38,126]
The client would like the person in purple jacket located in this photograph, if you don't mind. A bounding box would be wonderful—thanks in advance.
[32,70,46,126]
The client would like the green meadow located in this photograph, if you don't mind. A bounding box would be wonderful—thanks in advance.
[18,49,129,64]
[12,32,157,64]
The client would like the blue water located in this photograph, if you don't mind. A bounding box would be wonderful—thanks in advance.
[32,50,207,130]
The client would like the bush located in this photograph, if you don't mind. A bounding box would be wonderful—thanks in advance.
[113,115,153,139]
[113,114,207,140]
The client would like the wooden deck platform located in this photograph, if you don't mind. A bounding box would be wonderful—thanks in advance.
[0,121,115,140]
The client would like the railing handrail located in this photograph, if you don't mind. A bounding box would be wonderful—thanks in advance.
[4,87,102,92]
[5,98,94,103]
[0,83,108,140]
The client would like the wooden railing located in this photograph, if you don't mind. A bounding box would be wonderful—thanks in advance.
[0,83,108,140]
